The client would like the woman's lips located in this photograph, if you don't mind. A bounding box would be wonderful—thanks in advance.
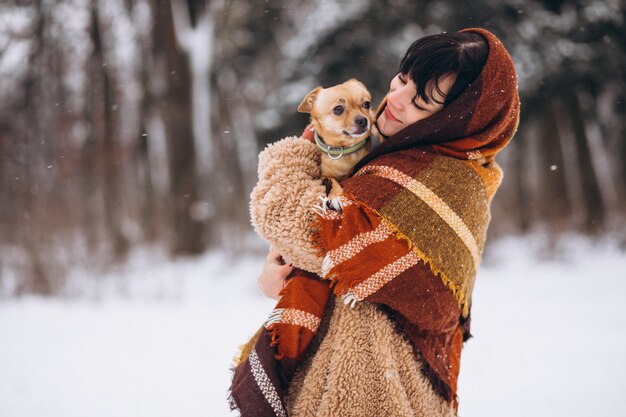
[384,105,400,123]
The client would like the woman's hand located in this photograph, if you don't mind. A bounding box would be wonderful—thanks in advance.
[258,249,293,300]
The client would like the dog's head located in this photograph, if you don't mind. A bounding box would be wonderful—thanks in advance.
[298,79,373,147]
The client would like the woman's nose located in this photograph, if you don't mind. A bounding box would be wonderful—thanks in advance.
[387,88,406,110]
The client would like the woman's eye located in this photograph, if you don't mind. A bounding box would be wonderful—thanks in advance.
[412,100,427,111]
[398,74,408,84]
[362,101,371,109]
[333,105,344,115]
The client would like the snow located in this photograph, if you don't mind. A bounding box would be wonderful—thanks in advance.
[50,0,91,112]
[278,0,370,60]
[458,235,626,416]
[582,0,623,24]
[1,236,625,417]
[0,6,34,109]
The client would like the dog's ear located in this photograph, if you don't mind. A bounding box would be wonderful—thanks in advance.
[298,87,322,113]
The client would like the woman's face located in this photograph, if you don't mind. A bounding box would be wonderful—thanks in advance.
[376,73,456,137]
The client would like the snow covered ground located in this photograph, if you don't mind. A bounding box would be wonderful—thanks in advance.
[1,235,625,417]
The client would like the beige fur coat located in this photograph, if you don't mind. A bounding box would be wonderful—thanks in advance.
[250,137,457,417]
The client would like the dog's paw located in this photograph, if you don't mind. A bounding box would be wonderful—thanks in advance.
[329,196,343,212]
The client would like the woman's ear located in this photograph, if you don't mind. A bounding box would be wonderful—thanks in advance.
[298,87,322,113]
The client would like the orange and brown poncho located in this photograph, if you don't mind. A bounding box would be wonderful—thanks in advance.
[230,27,520,417]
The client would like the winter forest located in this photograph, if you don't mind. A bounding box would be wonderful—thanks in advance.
[1,1,625,416]
[2,0,624,294]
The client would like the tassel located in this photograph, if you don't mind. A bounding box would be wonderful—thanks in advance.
[311,204,326,217]
[264,308,283,329]
[311,195,344,218]
[321,254,334,278]
[314,195,330,216]
[342,291,358,308]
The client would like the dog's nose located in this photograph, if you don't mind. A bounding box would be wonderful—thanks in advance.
[355,116,368,128]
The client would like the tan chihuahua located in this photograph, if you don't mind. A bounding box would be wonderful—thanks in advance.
[298,79,377,200]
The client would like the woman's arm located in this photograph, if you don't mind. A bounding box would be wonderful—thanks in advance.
[250,136,326,275]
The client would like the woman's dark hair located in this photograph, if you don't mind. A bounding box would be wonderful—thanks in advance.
[399,32,488,107]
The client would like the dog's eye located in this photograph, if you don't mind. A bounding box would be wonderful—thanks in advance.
[362,101,371,110]
[333,105,344,115]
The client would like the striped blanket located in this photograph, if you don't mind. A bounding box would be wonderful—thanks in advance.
[230,148,502,415]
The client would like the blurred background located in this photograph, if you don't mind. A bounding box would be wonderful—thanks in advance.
[1,0,624,295]
[0,1,625,416]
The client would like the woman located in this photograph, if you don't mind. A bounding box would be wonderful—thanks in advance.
[230,27,520,416]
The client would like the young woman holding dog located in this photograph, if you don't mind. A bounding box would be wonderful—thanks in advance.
[231,28,520,416]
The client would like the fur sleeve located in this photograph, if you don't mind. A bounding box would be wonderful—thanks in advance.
[250,136,326,275]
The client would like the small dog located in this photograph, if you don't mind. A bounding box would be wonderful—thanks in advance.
[298,79,377,200]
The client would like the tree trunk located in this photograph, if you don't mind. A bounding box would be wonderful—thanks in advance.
[153,0,205,255]
[563,90,605,233]
[538,104,570,232]
[90,5,130,260]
